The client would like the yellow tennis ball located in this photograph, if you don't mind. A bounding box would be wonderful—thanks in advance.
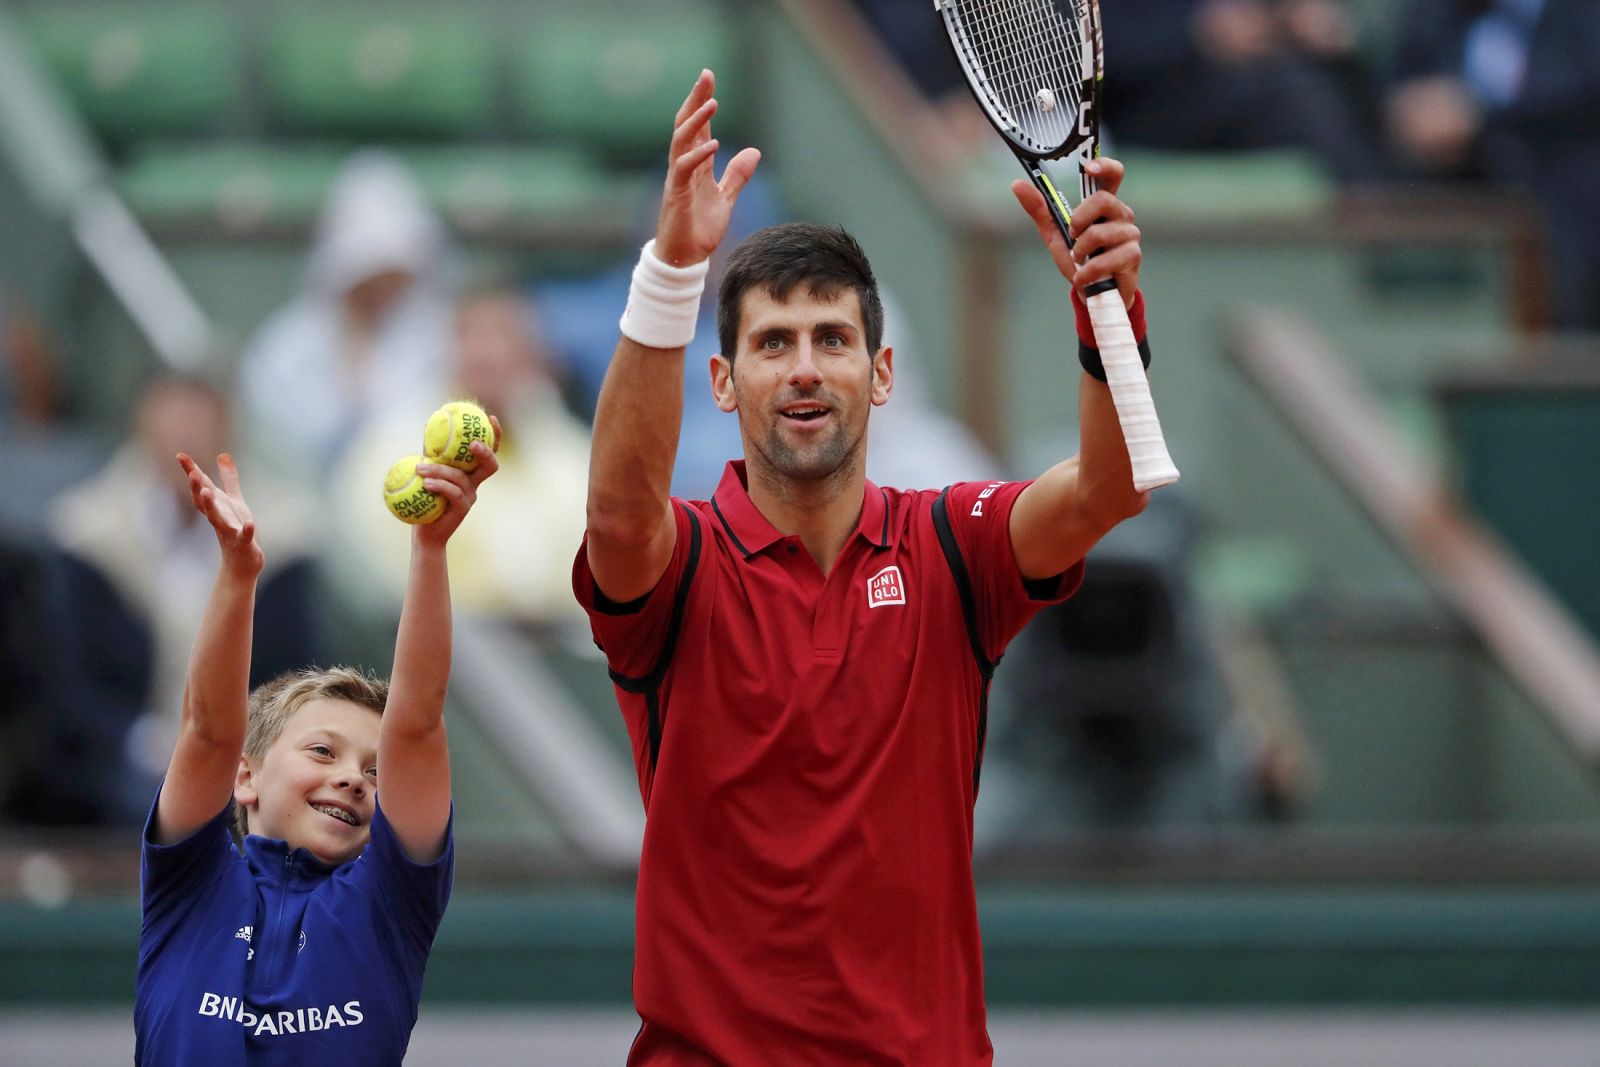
[382,455,445,525]
[423,400,495,471]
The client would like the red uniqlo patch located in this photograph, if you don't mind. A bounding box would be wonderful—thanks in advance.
[867,565,906,609]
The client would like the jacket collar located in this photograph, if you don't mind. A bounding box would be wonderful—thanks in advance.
[243,833,340,885]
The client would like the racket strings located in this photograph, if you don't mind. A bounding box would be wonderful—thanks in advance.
[949,0,1087,152]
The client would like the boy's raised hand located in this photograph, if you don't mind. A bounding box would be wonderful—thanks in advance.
[159,452,261,846]
[178,452,263,577]
[412,417,501,545]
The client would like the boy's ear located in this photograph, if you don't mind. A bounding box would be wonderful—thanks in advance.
[233,756,258,809]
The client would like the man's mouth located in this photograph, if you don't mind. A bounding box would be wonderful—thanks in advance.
[781,405,830,423]
[310,801,359,827]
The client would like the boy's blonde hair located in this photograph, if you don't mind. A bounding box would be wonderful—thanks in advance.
[233,666,389,841]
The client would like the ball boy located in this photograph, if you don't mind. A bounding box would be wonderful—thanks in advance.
[135,441,495,1065]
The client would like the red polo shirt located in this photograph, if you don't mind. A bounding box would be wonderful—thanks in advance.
[574,461,1082,1065]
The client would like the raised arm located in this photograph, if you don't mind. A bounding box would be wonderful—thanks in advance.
[585,69,760,602]
[1008,157,1151,580]
[378,436,499,864]
[154,453,263,845]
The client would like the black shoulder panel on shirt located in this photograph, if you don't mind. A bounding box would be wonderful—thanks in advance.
[931,488,995,680]
[606,503,704,773]
[606,503,704,692]
[932,488,999,793]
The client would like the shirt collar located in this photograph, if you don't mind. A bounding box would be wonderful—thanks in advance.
[243,833,339,884]
[710,460,892,559]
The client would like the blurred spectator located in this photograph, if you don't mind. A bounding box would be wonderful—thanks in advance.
[15,375,321,826]
[3,297,61,431]
[329,287,591,627]
[1,297,107,540]
[2,295,109,822]
[238,151,454,478]
[1384,0,1600,329]
[1098,0,1386,182]
[0,535,51,820]
[537,154,784,499]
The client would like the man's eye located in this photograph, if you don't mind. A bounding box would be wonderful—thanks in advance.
[821,334,845,348]
[762,338,784,351]
[311,745,333,757]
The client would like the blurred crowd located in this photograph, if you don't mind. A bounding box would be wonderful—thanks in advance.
[854,0,1600,330]
[0,139,1017,832]
[4,0,1594,836]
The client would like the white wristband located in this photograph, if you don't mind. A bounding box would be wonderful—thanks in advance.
[618,239,710,350]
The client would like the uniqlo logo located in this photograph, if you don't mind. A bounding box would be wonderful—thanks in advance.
[867,565,906,609]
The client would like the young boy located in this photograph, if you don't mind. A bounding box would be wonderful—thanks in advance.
[135,441,496,1065]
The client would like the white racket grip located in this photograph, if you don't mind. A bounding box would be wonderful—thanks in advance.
[1085,288,1180,491]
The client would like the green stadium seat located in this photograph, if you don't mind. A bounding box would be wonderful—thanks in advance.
[263,10,495,138]
[514,4,742,161]
[21,5,238,143]
[398,145,651,239]
[1113,148,1335,220]
[119,141,650,243]
[953,147,1333,228]
[118,142,348,232]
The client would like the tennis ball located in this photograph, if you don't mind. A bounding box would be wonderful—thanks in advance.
[423,400,495,471]
[1036,87,1057,112]
[383,455,444,525]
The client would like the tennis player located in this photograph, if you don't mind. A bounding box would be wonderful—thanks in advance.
[135,443,495,1065]
[576,70,1152,1064]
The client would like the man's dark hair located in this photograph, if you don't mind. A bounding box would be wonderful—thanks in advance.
[716,223,884,362]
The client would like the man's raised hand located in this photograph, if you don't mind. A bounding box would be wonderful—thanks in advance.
[1011,157,1142,309]
[655,69,761,268]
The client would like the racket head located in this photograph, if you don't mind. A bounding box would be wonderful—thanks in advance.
[937,0,1101,164]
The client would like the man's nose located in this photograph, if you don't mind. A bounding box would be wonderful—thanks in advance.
[788,342,823,388]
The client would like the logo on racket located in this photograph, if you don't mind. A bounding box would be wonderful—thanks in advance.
[867,566,906,609]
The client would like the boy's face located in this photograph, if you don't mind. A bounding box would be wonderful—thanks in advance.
[235,698,381,866]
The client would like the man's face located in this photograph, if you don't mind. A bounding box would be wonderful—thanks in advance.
[711,286,892,484]
[235,698,381,867]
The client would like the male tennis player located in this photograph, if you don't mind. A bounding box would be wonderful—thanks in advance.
[576,70,1153,1064]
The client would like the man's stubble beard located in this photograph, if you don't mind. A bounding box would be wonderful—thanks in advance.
[737,382,870,494]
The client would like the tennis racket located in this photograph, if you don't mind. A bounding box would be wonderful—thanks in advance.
[937,0,1179,491]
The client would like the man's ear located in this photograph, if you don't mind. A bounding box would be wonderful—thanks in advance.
[234,756,259,810]
[710,353,738,413]
[871,345,894,407]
